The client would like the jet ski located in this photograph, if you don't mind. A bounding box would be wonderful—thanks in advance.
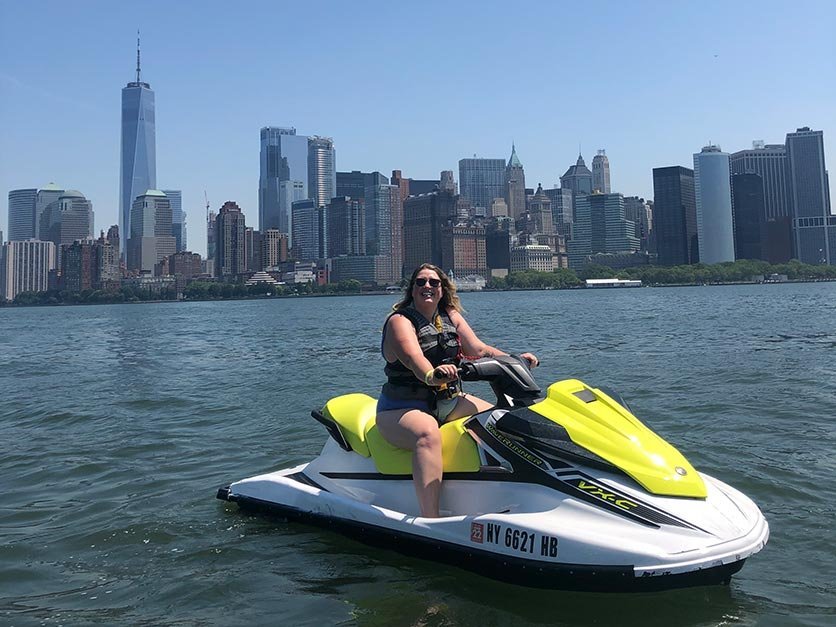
[217,355,768,592]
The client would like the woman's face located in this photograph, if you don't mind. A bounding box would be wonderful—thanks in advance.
[412,268,442,306]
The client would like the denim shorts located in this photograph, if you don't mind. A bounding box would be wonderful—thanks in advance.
[377,393,460,423]
[376,394,431,415]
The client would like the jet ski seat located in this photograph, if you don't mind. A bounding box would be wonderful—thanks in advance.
[319,393,378,457]
[317,393,481,474]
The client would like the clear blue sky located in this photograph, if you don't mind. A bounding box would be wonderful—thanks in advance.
[2,0,834,256]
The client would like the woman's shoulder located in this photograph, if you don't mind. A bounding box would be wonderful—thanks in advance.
[386,308,416,327]
[444,306,463,320]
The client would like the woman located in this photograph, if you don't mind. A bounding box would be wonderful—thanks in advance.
[377,263,538,518]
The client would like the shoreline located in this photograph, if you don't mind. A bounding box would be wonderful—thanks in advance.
[2,277,835,309]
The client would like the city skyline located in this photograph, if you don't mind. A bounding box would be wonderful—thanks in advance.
[1,1,835,257]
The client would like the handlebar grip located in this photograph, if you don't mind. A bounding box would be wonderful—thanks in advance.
[434,366,461,381]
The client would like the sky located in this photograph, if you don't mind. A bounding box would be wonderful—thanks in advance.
[1,0,834,257]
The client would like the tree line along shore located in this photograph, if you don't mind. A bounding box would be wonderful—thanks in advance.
[3,259,834,307]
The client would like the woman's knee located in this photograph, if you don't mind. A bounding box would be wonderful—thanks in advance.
[406,412,441,451]
[377,410,440,451]
[414,423,441,451]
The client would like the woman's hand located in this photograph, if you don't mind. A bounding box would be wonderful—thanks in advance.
[520,352,539,368]
[430,363,459,384]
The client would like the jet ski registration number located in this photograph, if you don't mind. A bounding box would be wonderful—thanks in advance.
[471,522,559,558]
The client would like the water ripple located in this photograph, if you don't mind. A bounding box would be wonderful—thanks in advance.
[1,284,835,625]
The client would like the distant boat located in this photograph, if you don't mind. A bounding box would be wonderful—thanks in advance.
[584,278,642,288]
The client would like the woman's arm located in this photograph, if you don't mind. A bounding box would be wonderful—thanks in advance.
[448,309,539,367]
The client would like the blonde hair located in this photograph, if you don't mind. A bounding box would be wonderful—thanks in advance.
[392,263,462,313]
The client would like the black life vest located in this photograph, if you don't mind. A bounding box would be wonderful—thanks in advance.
[381,307,461,401]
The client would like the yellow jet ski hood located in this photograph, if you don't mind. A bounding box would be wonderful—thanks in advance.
[517,379,706,498]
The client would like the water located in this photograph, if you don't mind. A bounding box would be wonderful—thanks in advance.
[1,284,835,626]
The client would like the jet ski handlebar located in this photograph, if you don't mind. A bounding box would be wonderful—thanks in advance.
[439,355,542,408]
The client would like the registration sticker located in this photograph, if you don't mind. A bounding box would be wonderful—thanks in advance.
[470,522,484,543]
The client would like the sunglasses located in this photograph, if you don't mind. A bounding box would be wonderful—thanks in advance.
[414,277,442,288]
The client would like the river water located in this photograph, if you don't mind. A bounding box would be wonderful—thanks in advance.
[1,283,834,626]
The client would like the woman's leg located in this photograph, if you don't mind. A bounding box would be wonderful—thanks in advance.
[443,393,493,423]
[376,408,443,518]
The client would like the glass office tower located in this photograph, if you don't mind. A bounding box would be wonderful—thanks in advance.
[259,127,309,232]
[786,127,834,264]
[694,146,735,264]
[307,136,337,208]
[7,189,38,241]
[162,189,186,252]
[459,158,506,212]
[652,166,698,266]
[120,40,156,256]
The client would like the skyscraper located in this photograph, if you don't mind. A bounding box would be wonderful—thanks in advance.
[459,158,505,212]
[366,183,403,282]
[544,187,573,241]
[7,189,37,241]
[623,196,653,251]
[105,225,120,263]
[327,196,365,257]
[730,142,791,220]
[120,36,156,252]
[485,217,512,272]
[403,191,458,271]
[97,228,121,288]
[0,240,56,301]
[308,136,337,208]
[128,190,175,273]
[567,193,639,268]
[215,201,247,277]
[336,171,388,201]
[592,150,611,194]
[34,184,65,240]
[526,184,555,239]
[440,170,457,195]
[364,184,391,256]
[731,173,766,261]
[279,180,305,241]
[206,209,217,274]
[730,141,793,261]
[652,166,698,266]
[262,230,288,268]
[504,144,526,220]
[441,224,487,278]
[390,170,410,203]
[560,155,594,197]
[291,199,322,262]
[694,145,735,264]
[786,127,834,264]
[259,126,309,231]
[162,190,186,252]
[61,241,97,292]
[245,227,263,273]
[39,190,95,254]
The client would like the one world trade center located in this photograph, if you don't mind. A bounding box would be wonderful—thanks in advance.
[120,35,156,257]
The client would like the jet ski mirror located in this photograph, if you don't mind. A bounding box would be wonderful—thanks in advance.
[459,355,542,408]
